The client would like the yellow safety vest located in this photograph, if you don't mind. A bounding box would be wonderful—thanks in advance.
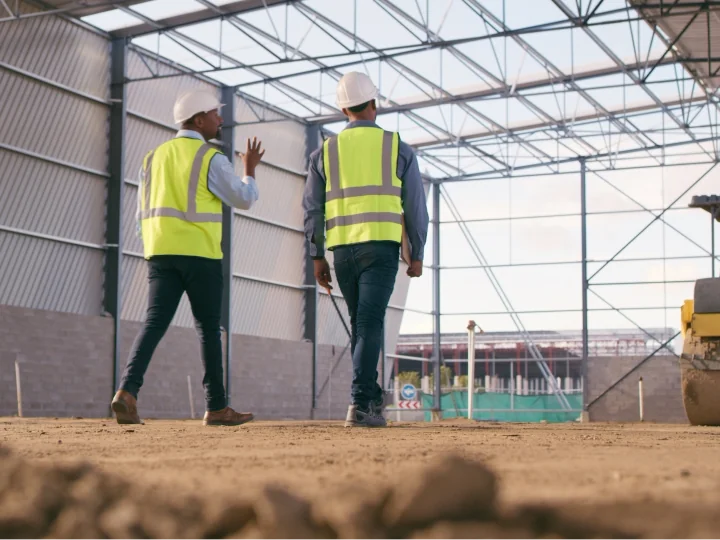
[323,127,403,250]
[139,137,223,259]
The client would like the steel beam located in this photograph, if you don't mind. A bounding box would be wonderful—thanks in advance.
[580,159,589,415]
[550,0,716,162]
[105,37,127,405]
[411,96,708,149]
[309,57,679,125]
[432,181,442,416]
[221,85,235,407]
[440,134,720,182]
[110,0,299,38]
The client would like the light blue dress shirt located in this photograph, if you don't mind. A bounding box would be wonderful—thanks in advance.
[136,129,259,237]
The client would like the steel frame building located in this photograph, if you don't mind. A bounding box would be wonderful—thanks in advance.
[3,0,719,418]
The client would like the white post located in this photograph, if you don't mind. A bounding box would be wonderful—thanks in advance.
[394,377,401,422]
[421,375,430,393]
[467,321,476,420]
[516,375,522,395]
[187,375,195,419]
[15,359,22,418]
[638,377,644,422]
[484,374,490,393]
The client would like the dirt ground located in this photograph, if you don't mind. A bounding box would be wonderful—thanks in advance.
[2,417,720,538]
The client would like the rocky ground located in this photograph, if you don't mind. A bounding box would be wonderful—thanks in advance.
[2,417,720,538]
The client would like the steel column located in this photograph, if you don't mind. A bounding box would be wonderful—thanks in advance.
[106,38,127,406]
[304,125,321,413]
[712,210,717,278]
[432,180,442,416]
[580,158,589,416]
[221,86,235,406]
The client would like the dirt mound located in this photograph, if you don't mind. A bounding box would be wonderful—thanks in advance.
[0,445,630,539]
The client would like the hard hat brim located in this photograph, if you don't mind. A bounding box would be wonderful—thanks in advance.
[174,102,225,124]
[336,93,378,109]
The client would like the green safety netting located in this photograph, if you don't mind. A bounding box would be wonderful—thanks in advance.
[420,392,583,423]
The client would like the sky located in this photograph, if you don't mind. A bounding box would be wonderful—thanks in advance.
[81,0,720,342]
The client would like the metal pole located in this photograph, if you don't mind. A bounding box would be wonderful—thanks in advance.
[432,181,442,418]
[221,86,235,406]
[15,359,22,418]
[106,38,127,410]
[467,321,476,420]
[304,125,321,414]
[712,211,716,278]
[580,158,590,420]
[638,376,644,422]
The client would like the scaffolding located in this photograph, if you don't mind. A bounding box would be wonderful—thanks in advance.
[8,0,720,418]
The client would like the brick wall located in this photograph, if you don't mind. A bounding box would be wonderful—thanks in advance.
[0,304,356,420]
[0,305,114,418]
[587,354,687,423]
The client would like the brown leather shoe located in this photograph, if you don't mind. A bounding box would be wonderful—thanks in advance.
[111,390,144,425]
[203,406,254,426]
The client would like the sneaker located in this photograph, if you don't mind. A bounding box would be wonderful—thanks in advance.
[203,406,254,426]
[344,404,387,428]
[372,391,387,414]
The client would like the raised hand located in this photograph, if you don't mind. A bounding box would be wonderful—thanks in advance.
[243,137,265,177]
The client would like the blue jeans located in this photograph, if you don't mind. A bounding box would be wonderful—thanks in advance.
[332,242,399,408]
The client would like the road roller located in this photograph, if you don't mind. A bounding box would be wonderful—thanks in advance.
[680,195,720,426]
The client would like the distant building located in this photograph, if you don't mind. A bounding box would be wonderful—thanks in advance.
[392,328,677,381]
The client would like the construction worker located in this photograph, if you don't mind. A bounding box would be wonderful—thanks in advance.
[303,72,429,428]
[111,89,265,427]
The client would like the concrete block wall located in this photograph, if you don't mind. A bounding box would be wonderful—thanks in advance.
[0,304,356,420]
[587,354,687,423]
[0,304,114,417]
[314,344,354,420]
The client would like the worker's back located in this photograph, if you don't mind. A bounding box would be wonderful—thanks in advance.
[140,137,222,260]
[323,126,403,250]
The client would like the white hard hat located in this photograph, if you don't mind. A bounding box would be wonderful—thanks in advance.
[173,89,224,124]
[335,71,378,109]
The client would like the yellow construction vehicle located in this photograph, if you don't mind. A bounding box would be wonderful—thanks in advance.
[680,196,720,426]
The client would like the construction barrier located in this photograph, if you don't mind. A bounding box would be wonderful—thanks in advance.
[421,391,583,423]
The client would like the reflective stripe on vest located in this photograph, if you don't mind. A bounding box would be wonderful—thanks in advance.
[323,127,403,249]
[325,131,401,207]
[140,143,222,223]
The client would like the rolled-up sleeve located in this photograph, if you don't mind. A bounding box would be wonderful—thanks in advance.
[302,148,326,259]
[207,153,259,210]
[398,141,429,262]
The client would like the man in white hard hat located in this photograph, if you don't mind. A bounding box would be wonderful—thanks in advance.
[111,89,265,426]
[303,72,429,427]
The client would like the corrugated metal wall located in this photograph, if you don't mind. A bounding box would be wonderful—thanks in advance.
[119,47,312,341]
[0,11,110,316]
[229,97,308,341]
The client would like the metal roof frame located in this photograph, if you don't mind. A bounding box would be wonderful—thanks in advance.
[10,0,715,176]
[57,0,719,178]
